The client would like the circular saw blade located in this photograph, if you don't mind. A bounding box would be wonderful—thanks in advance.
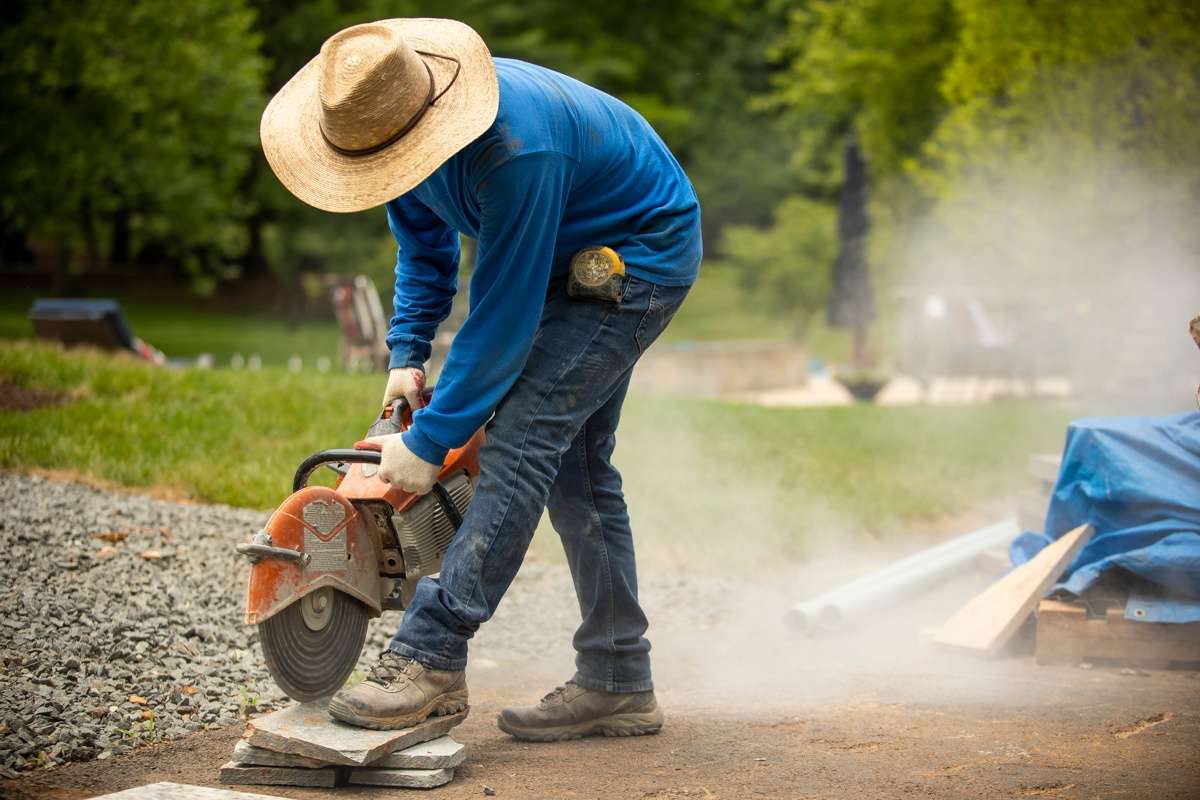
[259,589,369,702]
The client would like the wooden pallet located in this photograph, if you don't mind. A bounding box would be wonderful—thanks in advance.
[1036,599,1200,668]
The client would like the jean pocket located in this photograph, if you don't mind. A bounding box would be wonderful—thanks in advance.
[634,282,690,354]
[633,284,663,354]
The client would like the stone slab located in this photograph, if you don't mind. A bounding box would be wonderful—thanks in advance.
[219,762,339,788]
[89,783,294,800]
[347,766,455,788]
[375,736,466,769]
[231,740,328,769]
[245,701,468,766]
[231,734,466,770]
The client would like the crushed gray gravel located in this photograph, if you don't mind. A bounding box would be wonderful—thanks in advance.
[0,472,729,777]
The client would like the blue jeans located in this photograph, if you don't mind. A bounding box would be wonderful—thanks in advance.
[389,275,690,692]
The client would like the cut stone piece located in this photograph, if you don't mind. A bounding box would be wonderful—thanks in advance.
[231,740,328,769]
[231,735,466,770]
[245,701,468,766]
[348,766,454,788]
[375,735,467,769]
[219,762,338,788]
[89,783,295,800]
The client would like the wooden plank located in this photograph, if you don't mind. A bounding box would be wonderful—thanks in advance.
[1036,599,1200,667]
[933,524,1093,655]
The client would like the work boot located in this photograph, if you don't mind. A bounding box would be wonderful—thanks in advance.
[496,681,663,741]
[328,650,467,730]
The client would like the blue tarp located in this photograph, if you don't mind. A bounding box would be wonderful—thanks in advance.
[1010,412,1200,623]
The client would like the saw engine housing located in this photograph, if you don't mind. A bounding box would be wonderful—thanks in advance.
[394,471,474,580]
[238,392,483,700]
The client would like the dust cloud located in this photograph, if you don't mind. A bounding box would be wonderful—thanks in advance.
[482,141,1199,714]
[890,147,1199,415]
[630,144,1199,711]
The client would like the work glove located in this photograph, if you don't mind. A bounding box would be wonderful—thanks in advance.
[365,433,441,494]
[382,367,426,410]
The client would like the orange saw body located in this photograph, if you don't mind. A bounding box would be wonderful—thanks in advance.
[238,391,483,701]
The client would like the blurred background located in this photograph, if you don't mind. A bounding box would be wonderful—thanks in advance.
[1,0,1198,560]
[2,4,1200,790]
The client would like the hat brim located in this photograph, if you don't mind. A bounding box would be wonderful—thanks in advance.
[260,18,499,214]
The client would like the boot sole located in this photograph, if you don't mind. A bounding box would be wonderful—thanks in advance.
[328,690,468,731]
[496,709,664,742]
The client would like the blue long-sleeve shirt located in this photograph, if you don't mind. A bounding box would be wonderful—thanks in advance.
[387,58,702,464]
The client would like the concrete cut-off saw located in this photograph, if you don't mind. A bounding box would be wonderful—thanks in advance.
[237,390,483,701]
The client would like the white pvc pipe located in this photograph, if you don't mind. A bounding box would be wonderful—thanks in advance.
[785,517,1019,634]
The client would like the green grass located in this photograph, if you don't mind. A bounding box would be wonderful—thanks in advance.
[1,290,342,367]
[0,341,1072,568]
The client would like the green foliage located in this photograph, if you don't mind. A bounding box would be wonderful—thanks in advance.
[717,196,837,339]
[754,0,1200,347]
[6,0,1195,330]
[0,0,266,280]
[2,0,794,288]
[768,0,956,189]
[918,0,1200,193]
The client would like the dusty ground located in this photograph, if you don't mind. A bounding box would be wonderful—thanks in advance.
[7,667,1199,800]
[2,475,1199,799]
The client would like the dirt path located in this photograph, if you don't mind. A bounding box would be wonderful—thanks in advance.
[2,474,1198,798]
[6,670,1199,800]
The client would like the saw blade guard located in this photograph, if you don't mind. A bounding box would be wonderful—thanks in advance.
[242,485,383,625]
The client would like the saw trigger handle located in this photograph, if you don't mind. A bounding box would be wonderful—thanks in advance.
[365,388,434,439]
[366,398,409,438]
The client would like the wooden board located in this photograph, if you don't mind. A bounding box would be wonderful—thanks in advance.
[933,524,1093,655]
[1036,599,1200,668]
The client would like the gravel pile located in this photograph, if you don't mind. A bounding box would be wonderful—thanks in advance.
[0,473,283,777]
[0,472,729,777]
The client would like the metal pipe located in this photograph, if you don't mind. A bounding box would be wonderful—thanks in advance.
[785,517,1019,634]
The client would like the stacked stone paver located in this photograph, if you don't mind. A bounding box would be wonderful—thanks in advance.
[220,701,467,789]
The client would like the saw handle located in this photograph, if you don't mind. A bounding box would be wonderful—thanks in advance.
[365,387,434,438]
[290,448,464,532]
[292,449,380,493]
[366,398,408,438]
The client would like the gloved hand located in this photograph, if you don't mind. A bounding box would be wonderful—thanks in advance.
[365,433,440,493]
[382,367,426,410]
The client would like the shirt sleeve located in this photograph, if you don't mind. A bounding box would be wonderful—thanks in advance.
[384,194,461,371]
[401,151,574,465]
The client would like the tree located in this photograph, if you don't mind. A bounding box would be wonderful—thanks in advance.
[828,132,875,367]
[0,0,266,288]
[918,0,1200,195]
[768,0,957,192]
[741,0,956,354]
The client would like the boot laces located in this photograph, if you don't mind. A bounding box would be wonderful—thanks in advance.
[366,651,421,687]
[539,681,578,707]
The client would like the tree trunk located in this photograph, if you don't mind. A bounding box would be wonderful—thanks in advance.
[828,130,876,371]
[81,198,100,274]
[238,160,271,279]
[110,208,131,265]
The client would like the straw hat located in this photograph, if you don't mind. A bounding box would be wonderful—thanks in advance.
[261,19,499,213]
